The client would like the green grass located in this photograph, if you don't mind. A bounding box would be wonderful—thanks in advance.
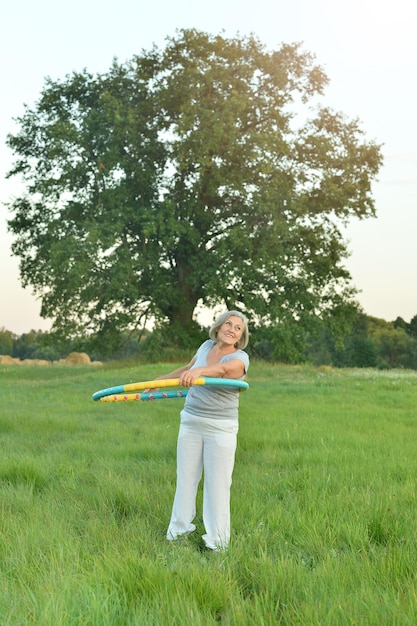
[1,361,417,624]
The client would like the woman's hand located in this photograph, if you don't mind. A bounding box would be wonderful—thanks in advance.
[180,369,203,387]
[145,360,197,392]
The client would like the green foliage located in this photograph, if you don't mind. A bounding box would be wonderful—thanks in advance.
[408,314,417,339]
[312,311,378,368]
[250,320,310,364]
[376,328,414,369]
[3,307,417,368]
[138,319,208,362]
[6,29,383,346]
[0,328,13,355]
[248,308,417,370]
[1,363,417,624]
[12,330,63,361]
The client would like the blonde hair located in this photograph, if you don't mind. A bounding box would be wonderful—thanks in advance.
[209,310,249,350]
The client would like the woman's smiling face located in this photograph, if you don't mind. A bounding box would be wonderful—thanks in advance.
[217,315,243,346]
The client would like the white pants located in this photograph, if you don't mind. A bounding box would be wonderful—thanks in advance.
[166,411,238,550]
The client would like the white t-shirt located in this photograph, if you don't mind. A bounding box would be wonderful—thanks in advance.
[182,340,249,421]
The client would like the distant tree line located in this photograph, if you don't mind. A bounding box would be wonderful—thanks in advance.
[254,311,417,370]
[1,310,417,369]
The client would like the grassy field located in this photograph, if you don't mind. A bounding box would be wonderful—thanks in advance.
[1,361,417,625]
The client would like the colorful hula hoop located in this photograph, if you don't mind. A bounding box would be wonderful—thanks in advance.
[92,377,249,403]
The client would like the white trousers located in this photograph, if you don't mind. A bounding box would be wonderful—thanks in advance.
[166,411,238,550]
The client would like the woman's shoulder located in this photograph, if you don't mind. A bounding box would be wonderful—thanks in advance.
[196,339,215,353]
[224,349,249,363]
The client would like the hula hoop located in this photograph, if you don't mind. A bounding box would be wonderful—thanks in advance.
[92,377,249,403]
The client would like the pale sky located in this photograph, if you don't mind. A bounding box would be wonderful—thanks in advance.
[1,0,416,334]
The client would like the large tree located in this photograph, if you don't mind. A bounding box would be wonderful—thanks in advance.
[6,29,382,348]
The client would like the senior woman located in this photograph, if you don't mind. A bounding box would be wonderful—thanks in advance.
[154,310,249,552]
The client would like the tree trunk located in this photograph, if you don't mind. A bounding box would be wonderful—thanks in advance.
[160,256,204,345]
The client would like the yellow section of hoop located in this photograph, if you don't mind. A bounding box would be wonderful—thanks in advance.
[100,393,143,402]
[123,377,206,393]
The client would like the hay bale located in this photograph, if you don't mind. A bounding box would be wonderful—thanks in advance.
[65,352,91,365]
[21,359,50,366]
[0,355,20,365]
[317,365,333,373]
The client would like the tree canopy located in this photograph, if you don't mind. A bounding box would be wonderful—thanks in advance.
[6,29,383,349]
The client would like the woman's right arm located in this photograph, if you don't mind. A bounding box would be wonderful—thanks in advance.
[144,358,196,391]
[156,358,196,381]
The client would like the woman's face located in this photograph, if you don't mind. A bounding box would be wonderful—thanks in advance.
[217,315,244,347]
